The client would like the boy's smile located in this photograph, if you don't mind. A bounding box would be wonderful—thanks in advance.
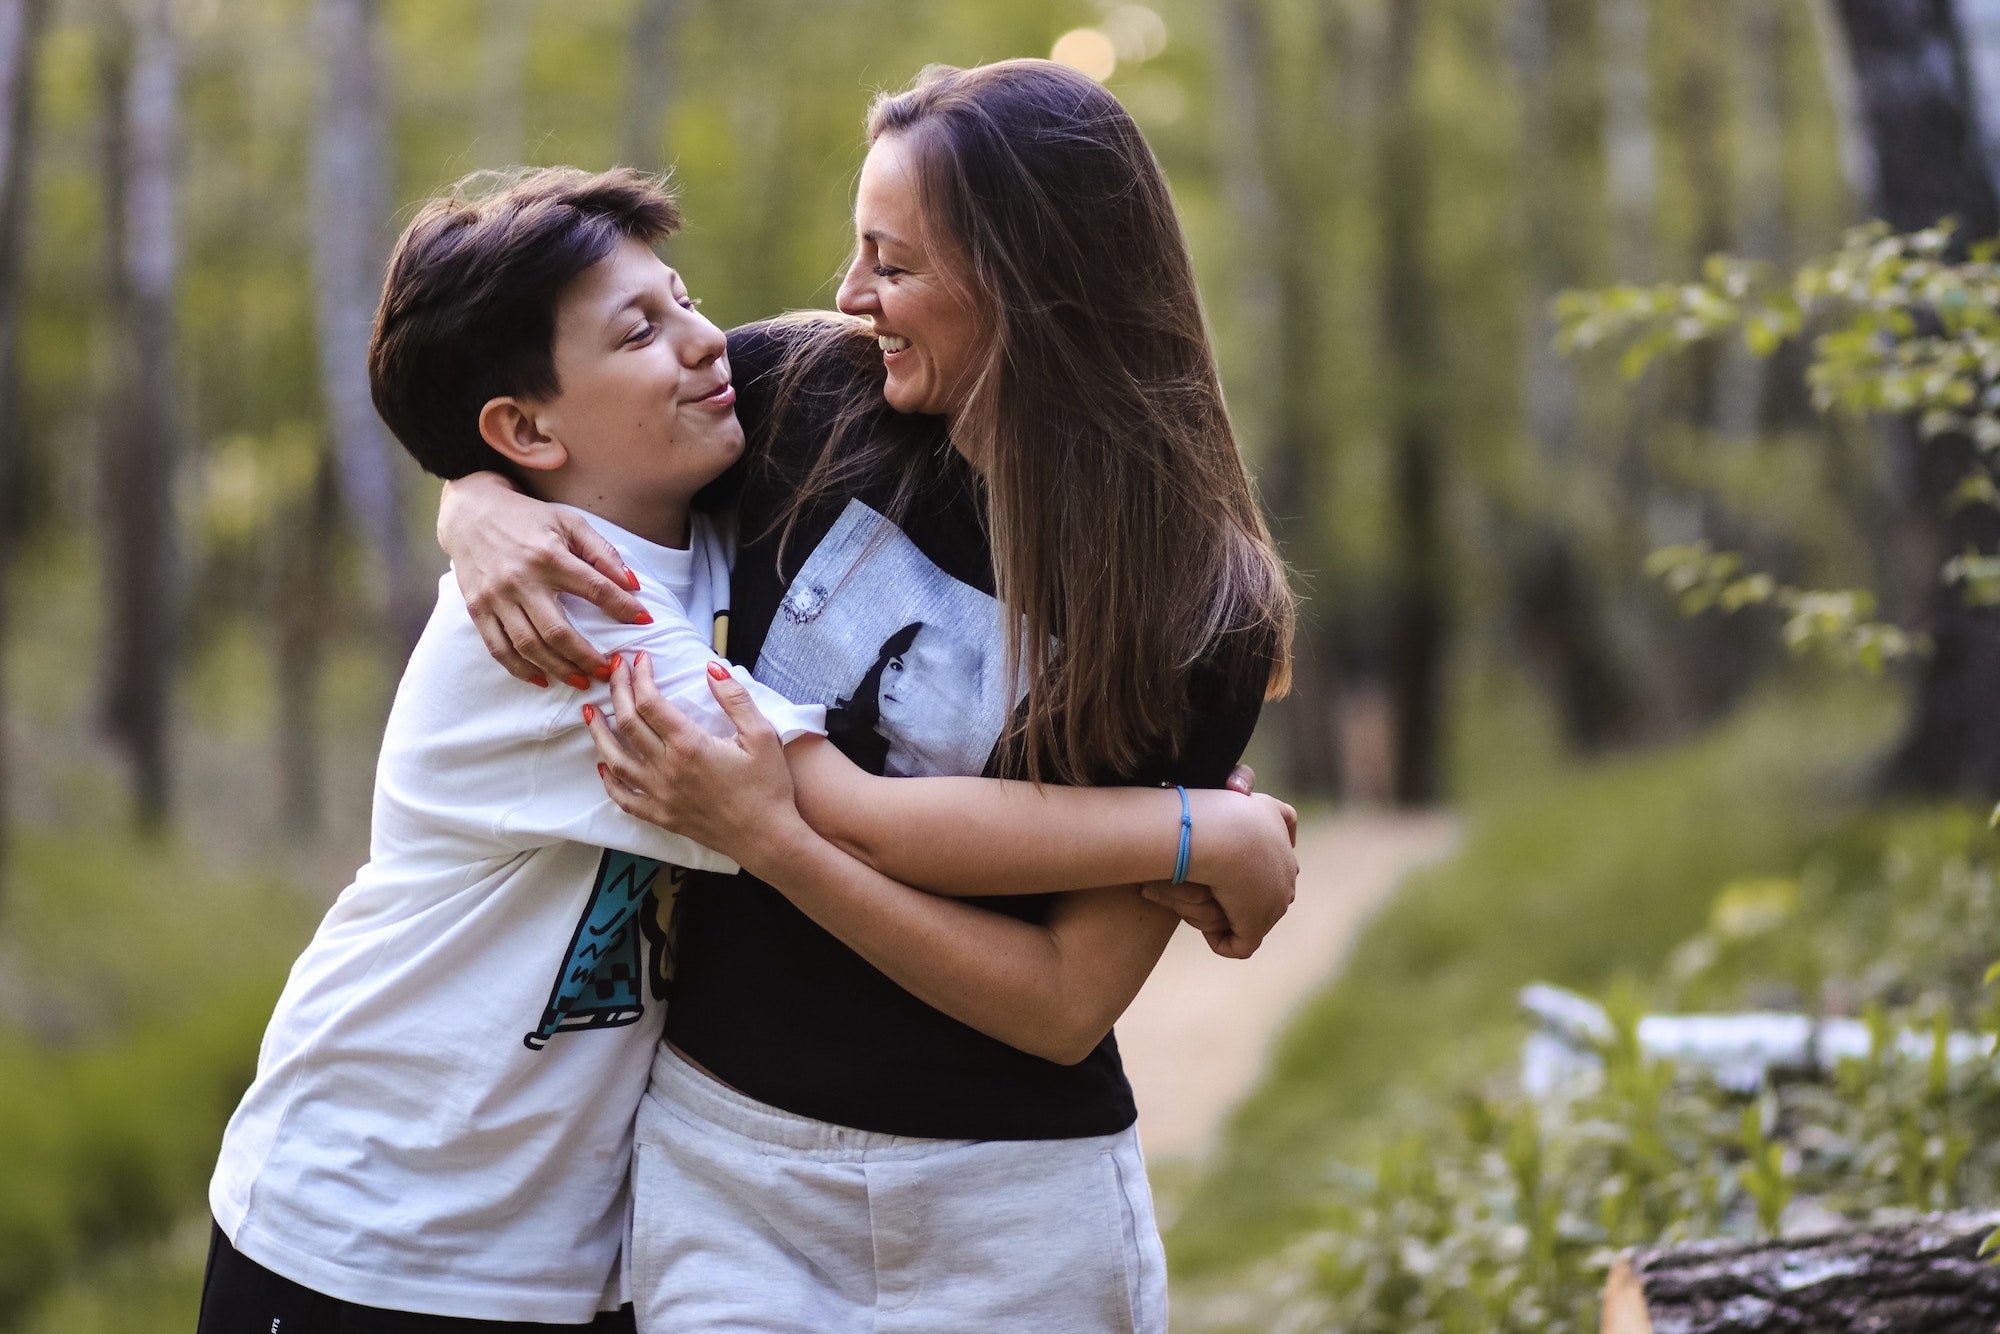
[479,235,743,549]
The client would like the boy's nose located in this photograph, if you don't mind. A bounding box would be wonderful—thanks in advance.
[680,314,727,366]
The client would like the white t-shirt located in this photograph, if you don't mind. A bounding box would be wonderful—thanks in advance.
[209,509,824,1324]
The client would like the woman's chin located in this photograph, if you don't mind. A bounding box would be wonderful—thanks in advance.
[880,375,940,416]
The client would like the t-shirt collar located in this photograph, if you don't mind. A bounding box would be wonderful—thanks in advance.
[551,503,696,592]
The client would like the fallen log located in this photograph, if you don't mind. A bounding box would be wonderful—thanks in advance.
[1600,1211,2000,1334]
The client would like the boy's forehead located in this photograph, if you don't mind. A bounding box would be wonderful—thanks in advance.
[567,239,673,316]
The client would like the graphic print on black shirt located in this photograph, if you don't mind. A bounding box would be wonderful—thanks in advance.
[754,500,1025,778]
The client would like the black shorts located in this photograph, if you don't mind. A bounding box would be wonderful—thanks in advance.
[196,1221,638,1333]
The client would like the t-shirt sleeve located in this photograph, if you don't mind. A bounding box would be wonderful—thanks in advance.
[372,581,824,875]
[1113,650,1269,790]
[498,590,826,863]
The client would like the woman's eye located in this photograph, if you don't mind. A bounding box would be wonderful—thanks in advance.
[872,265,902,279]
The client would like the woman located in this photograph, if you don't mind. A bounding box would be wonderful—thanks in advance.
[441,60,1295,1333]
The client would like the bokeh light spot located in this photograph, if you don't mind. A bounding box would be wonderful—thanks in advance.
[1102,5,1168,63]
[1051,29,1117,82]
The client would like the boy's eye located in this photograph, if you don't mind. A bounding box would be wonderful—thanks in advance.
[677,295,701,310]
[624,322,654,346]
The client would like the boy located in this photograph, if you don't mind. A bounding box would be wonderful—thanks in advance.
[200,169,822,1331]
[201,167,1292,1332]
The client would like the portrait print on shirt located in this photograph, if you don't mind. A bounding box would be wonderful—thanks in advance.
[524,850,682,1050]
[753,499,1026,778]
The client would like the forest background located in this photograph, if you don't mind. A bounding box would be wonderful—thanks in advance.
[1,0,1995,1328]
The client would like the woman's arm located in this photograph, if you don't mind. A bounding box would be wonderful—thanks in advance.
[437,472,648,686]
[784,734,1294,908]
[589,660,1182,1063]
[437,476,1291,950]
[596,654,1298,958]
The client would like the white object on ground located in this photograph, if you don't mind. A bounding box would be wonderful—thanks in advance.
[1519,983,1996,1097]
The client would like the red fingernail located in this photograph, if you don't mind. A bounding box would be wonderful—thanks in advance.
[633,611,654,625]
[597,763,608,779]
[707,661,730,681]
[582,704,597,724]
[624,566,641,591]
[529,674,550,689]
[567,673,590,690]
[592,661,615,682]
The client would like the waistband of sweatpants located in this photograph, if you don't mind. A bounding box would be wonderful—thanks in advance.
[641,1043,988,1159]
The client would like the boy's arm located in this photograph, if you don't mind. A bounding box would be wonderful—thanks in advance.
[433,588,821,872]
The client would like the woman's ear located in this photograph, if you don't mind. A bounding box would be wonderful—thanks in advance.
[478,397,568,473]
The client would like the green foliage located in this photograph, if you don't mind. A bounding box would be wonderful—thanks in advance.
[1558,225,2000,670]
[0,828,314,1328]
[1200,807,2000,1332]
[1168,679,1902,1278]
[1556,224,2000,429]
[1642,542,1923,672]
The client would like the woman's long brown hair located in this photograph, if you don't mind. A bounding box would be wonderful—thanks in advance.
[765,60,1294,785]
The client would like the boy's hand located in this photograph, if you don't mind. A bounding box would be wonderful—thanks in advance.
[439,472,650,688]
[585,651,809,871]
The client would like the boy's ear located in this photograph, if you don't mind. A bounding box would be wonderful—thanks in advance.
[478,397,568,473]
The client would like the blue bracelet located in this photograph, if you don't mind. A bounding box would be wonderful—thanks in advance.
[1171,784,1192,884]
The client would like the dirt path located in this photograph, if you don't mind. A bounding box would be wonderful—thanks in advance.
[1119,809,1460,1163]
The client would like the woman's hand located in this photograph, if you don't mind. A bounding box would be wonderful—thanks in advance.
[1141,777,1299,960]
[438,472,650,687]
[585,650,808,871]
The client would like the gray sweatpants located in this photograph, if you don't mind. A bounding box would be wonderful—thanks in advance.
[629,1045,1168,1333]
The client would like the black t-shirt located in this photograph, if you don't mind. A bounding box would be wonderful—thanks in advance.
[665,320,1265,1140]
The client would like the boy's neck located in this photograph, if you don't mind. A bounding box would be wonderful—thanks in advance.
[526,476,692,550]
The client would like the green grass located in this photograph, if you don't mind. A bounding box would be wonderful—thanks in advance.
[1167,676,1905,1277]
[0,825,316,1329]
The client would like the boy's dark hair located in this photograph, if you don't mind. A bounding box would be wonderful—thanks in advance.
[368,166,682,480]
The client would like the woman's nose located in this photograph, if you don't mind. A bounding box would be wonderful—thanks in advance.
[836,257,877,317]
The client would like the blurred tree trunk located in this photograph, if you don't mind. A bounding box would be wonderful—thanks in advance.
[1657,0,1768,728]
[1835,0,1997,237]
[1378,0,1447,806]
[1599,0,1655,281]
[1716,0,1784,439]
[621,0,685,173]
[476,0,531,166]
[1833,0,2000,794]
[1213,0,1344,797]
[1668,0,1734,427]
[0,0,48,886]
[98,0,179,831]
[312,0,426,654]
[275,452,339,837]
[1507,0,1640,754]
